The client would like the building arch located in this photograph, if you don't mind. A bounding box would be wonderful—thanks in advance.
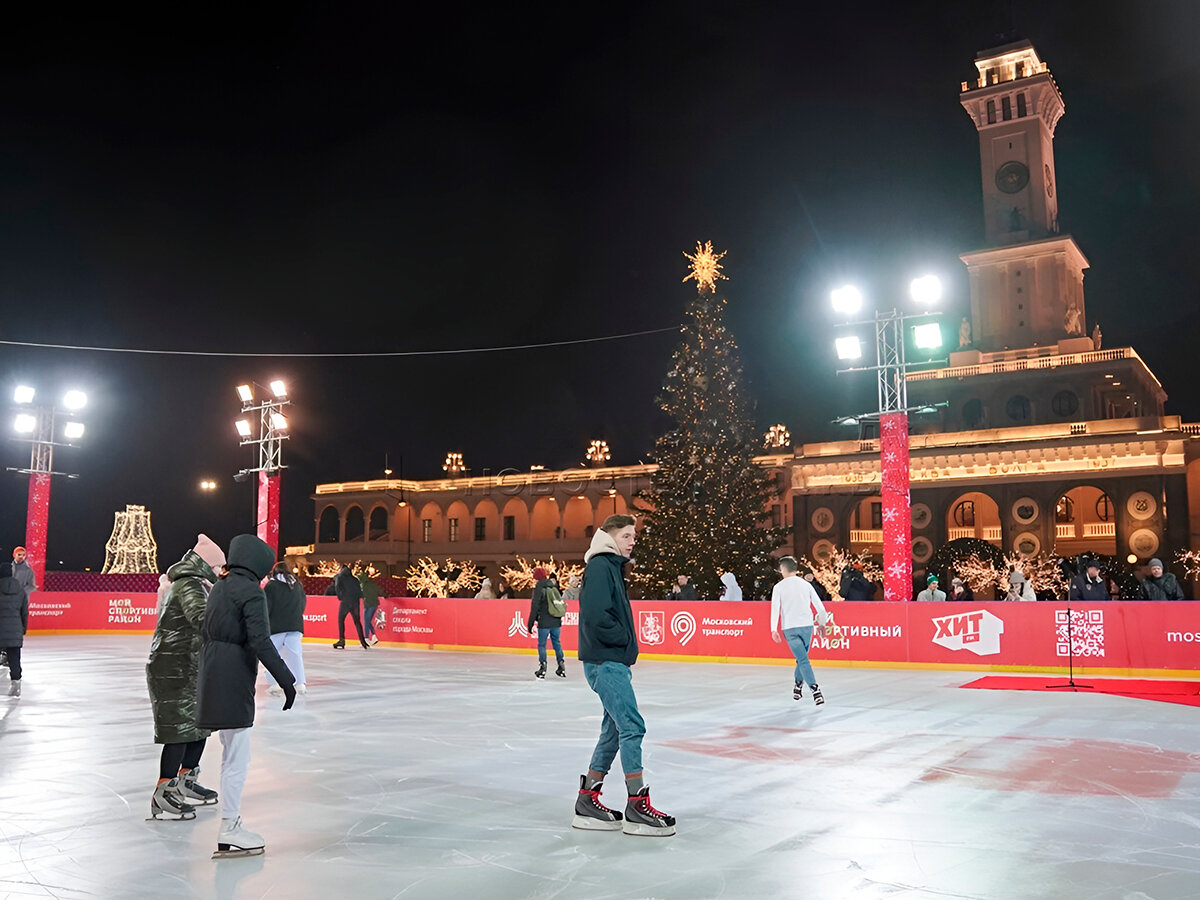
[472,498,501,542]
[945,491,1002,544]
[562,495,595,540]
[344,505,365,542]
[501,497,530,542]
[392,502,416,543]
[849,495,883,552]
[446,500,470,544]
[593,492,630,529]
[318,505,340,543]
[418,501,445,546]
[368,504,389,541]
[1052,484,1117,556]
[530,496,561,540]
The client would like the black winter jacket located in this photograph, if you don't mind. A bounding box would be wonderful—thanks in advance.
[265,575,307,633]
[840,569,877,602]
[528,578,563,630]
[326,569,363,607]
[578,553,638,666]
[1069,575,1110,602]
[1139,573,1185,601]
[0,574,28,647]
[196,535,294,730]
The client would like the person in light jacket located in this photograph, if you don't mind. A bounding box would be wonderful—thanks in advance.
[1005,570,1037,601]
[916,575,947,602]
[719,571,743,601]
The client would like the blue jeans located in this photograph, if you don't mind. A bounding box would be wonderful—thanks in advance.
[363,605,378,639]
[783,626,817,687]
[537,626,563,665]
[583,661,645,776]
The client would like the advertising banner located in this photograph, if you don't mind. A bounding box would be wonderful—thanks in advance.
[26,593,1200,675]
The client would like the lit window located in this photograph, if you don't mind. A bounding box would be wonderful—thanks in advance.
[422,519,432,543]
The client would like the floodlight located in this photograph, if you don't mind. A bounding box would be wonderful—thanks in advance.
[835,416,860,427]
[269,412,288,430]
[62,390,87,410]
[912,322,942,350]
[269,380,287,398]
[909,275,943,305]
[63,421,85,440]
[14,413,37,433]
[835,335,863,360]
[830,285,863,316]
[236,384,253,402]
[13,385,34,404]
[235,419,252,437]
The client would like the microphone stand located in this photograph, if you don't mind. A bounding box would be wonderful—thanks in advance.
[1045,597,1093,691]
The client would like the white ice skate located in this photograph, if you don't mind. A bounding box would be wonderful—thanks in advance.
[212,816,265,859]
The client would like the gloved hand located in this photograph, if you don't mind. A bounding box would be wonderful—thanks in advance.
[282,682,297,711]
[526,621,535,634]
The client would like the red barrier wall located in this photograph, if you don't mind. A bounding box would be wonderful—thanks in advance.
[27,594,1200,676]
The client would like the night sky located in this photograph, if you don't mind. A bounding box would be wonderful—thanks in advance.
[2,1,1198,570]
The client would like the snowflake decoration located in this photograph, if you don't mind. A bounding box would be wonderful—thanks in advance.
[887,561,909,579]
[682,240,728,294]
[881,507,900,523]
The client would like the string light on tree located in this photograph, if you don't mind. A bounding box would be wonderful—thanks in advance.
[682,240,728,294]
[443,452,466,475]
[404,557,483,597]
[102,505,159,574]
[586,440,612,465]
[764,424,791,450]
[501,555,584,592]
[798,546,882,600]
[1177,549,1200,581]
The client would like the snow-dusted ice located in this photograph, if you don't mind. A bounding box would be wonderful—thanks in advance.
[2,636,1199,900]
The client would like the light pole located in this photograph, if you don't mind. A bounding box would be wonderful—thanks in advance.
[233,380,289,555]
[832,277,945,601]
[8,385,87,588]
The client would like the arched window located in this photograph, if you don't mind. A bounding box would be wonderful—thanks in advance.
[953,500,976,527]
[1096,494,1113,522]
[318,506,340,543]
[369,507,389,541]
[1055,496,1074,524]
[345,506,365,541]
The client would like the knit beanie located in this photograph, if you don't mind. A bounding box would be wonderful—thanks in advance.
[1009,570,1026,585]
[1149,558,1163,569]
[193,534,226,571]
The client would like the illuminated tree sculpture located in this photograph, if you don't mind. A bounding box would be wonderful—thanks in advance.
[404,557,482,597]
[102,504,159,574]
[798,547,882,601]
[501,555,584,593]
[634,243,785,598]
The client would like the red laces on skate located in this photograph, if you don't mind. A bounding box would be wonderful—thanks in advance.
[636,796,669,819]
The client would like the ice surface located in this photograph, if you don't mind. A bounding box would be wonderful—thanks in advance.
[1,637,1199,900]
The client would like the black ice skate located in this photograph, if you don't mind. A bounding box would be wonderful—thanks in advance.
[812,685,825,706]
[7,679,20,697]
[623,786,676,836]
[179,766,219,806]
[534,662,546,679]
[148,778,197,821]
[212,816,265,859]
[555,662,566,678]
[571,776,623,831]
[331,640,345,649]
[793,681,803,701]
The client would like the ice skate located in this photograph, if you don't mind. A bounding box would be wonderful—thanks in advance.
[812,685,825,706]
[360,639,370,649]
[555,662,566,678]
[572,775,623,831]
[623,787,676,837]
[148,778,196,820]
[793,681,803,701]
[331,640,345,649]
[178,767,219,806]
[268,684,283,697]
[534,662,546,679]
[296,683,307,695]
[8,679,21,698]
[212,816,265,859]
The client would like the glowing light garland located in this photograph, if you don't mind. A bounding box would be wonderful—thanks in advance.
[443,452,466,475]
[1175,550,1200,580]
[500,555,584,592]
[682,241,728,294]
[404,557,483,597]
[764,424,791,450]
[797,547,882,601]
[951,551,1069,599]
[102,505,159,574]
[586,440,612,464]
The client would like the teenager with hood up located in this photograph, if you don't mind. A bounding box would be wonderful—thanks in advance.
[0,561,28,698]
[572,514,675,837]
[146,534,226,820]
[719,571,743,601]
[196,534,296,859]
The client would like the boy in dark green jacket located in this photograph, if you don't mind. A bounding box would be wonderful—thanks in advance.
[572,514,676,837]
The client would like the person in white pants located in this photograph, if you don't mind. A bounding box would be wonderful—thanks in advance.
[264,564,307,695]
[218,728,252,820]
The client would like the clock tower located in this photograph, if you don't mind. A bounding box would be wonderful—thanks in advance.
[957,39,1089,352]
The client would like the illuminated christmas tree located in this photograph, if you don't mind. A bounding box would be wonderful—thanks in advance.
[102,504,159,574]
[633,243,785,598]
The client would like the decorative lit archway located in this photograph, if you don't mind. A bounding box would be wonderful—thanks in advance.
[946,491,1002,545]
[1053,485,1116,556]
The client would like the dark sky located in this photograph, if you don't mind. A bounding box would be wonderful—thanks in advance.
[3,1,1198,569]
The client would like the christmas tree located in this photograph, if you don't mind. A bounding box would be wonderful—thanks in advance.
[633,242,785,599]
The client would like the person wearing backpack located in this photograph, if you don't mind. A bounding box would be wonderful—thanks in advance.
[527,568,566,679]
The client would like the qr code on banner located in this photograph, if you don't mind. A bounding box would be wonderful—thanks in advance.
[1055,609,1105,657]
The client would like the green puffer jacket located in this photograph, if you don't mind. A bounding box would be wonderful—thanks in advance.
[146,550,216,744]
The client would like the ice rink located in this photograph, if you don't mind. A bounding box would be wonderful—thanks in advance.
[1,636,1198,900]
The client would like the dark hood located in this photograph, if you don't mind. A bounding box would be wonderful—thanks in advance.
[227,534,276,580]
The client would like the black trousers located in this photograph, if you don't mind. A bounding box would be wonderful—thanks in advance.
[3,646,21,681]
[338,602,366,644]
[159,737,207,780]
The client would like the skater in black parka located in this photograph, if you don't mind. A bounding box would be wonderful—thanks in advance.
[196,534,296,859]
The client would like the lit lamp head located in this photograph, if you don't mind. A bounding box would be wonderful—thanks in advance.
[61,390,87,410]
[269,380,287,399]
[830,285,863,317]
[909,274,943,306]
[13,385,35,404]
[835,335,863,361]
[912,322,943,350]
[236,384,253,403]
[14,413,37,433]
[63,421,85,440]
[269,412,289,430]
[235,419,252,438]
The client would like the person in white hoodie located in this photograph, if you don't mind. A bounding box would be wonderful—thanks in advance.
[719,571,743,601]
[770,556,830,705]
[1005,570,1037,601]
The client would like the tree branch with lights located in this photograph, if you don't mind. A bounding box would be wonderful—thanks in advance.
[500,555,584,593]
[798,547,882,600]
[404,557,483,597]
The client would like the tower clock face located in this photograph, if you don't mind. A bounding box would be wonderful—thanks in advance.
[995,160,1030,193]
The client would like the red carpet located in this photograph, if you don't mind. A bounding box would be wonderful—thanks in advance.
[961,676,1200,707]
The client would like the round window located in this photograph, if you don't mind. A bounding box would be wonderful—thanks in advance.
[1006,395,1031,422]
[963,398,984,427]
[1051,390,1079,417]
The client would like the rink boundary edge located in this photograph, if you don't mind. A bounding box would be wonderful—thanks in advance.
[28,631,1200,679]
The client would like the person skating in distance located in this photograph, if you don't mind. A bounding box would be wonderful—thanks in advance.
[326,564,369,649]
[573,514,676,837]
[196,535,296,859]
[771,556,831,705]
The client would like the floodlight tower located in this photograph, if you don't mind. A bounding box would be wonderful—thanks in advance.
[8,385,87,588]
[233,380,290,554]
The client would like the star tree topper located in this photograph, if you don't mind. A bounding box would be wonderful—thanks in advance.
[682,240,728,293]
